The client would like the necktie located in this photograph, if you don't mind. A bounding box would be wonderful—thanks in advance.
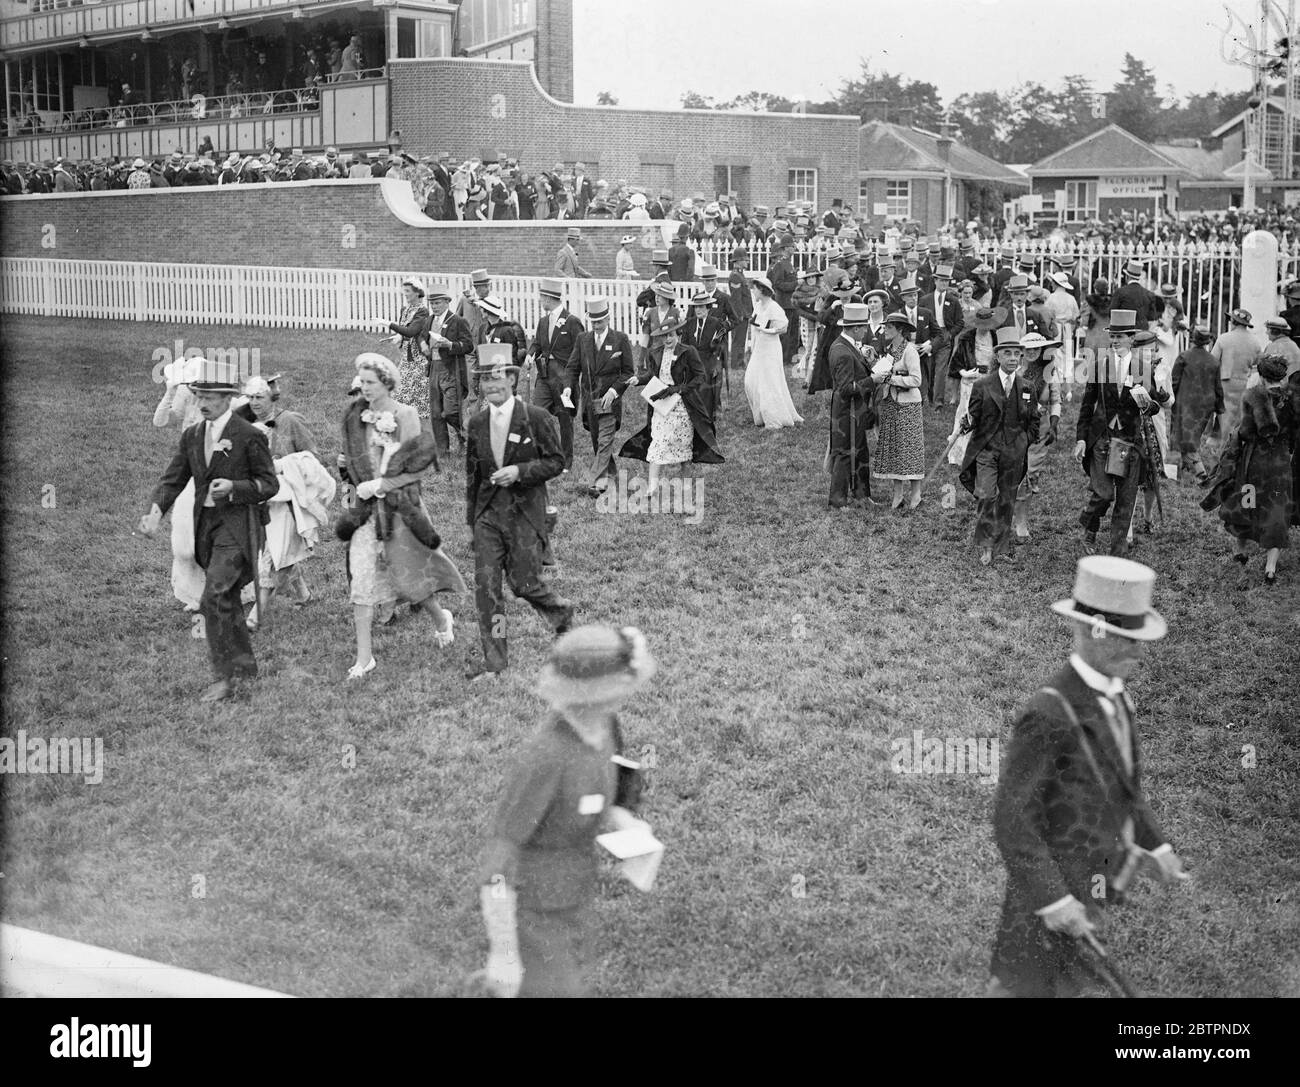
[204,420,215,465]
[1016,307,1026,336]
[490,405,510,468]
[934,294,944,328]
[1100,693,1134,776]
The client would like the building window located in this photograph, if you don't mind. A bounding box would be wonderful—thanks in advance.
[714,165,751,206]
[788,168,817,208]
[1063,180,1097,222]
[858,180,872,218]
[885,179,910,219]
[461,0,537,50]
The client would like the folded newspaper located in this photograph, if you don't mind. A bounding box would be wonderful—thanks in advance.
[597,822,664,892]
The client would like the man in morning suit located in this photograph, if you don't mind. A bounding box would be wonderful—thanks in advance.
[827,302,877,509]
[532,277,585,471]
[466,356,575,681]
[1073,309,1168,556]
[922,263,965,407]
[768,237,800,367]
[895,277,942,407]
[990,556,1186,997]
[139,363,278,702]
[999,275,1051,341]
[959,327,1040,566]
[1111,261,1163,328]
[682,291,731,423]
[425,283,476,454]
[564,296,636,498]
[727,246,754,371]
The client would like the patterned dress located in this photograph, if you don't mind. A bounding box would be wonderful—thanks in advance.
[395,299,431,419]
[646,350,694,465]
[873,343,925,480]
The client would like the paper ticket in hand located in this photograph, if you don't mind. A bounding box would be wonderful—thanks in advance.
[597,823,664,892]
[561,389,575,409]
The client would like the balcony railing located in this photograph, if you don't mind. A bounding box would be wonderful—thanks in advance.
[1,0,373,53]
[5,69,383,136]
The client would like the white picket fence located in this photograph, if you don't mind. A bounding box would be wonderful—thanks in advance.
[0,242,1282,336]
[0,258,714,335]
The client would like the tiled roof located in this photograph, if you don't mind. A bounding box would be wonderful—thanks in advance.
[859,120,1028,187]
[1029,124,1191,176]
[1154,143,1274,182]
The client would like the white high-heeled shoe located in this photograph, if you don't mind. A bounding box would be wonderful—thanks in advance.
[347,658,376,680]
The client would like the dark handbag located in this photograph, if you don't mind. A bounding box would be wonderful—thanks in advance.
[1104,435,1137,478]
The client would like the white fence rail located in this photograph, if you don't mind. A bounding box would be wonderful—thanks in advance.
[0,258,720,335]
[0,245,1280,337]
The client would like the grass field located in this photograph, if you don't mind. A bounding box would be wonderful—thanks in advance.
[1,314,1297,998]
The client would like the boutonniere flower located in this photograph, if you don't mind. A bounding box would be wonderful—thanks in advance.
[214,439,233,454]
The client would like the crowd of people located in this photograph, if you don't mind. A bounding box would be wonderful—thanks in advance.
[1009,204,1300,247]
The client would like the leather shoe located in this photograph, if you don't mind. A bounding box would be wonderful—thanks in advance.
[1082,530,1097,555]
[199,678,235,703]
[466,667,503,683]
[979,548,993,566]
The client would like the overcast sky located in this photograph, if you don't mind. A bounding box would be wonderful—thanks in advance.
[572,0,1269,111]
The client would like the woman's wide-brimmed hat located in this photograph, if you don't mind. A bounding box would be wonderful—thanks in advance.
[476,294,507,319]
[653,280,677,300]
[971,306,1007,331]
[884,312,915,334]
[1049,271,1073,290]
[1228,307,1253,328]
[536,624,657,708]
[1051,556,1167,641]
[354,352,402,389]
[647,316,686,339]
[1019,332,1062,355]
[751,274,776,295]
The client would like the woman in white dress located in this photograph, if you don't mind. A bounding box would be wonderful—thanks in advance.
[620,318,724,495]
[339,354,466,679]
[152,356,205,611]
[744,276,803,429]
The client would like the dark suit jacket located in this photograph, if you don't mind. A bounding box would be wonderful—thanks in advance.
[152,413,278,567]
[1112,281,1163,325]
[568,328,636,429]
[668,242,696,283]
[959,370,1039,492]
[465,398,565,534]
[681,312,729,366]
[534,307,586,382]
[620,346,724,464]
[999,305,1051,340]
[769,258,798,310]
[727,272,754,323]
[893,304,939,349]
[994,663,1167,914]
[920,290,965,339]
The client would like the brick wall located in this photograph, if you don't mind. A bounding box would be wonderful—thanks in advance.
[0,180,685,277]
[387,58,859,213]
[536,0,574,103]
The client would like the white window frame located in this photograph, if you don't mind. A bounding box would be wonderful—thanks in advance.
[885,179,910,219]
[788,168,817,208]
[1062,180,1098,222]
[858,180,872,218]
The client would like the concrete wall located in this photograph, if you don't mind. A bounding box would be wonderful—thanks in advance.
[0,179,682,277]
[387,58,859,212]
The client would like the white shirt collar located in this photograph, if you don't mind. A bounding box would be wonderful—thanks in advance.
[207,407,233,443]
[489,395,516,422]
[1070,653,1125,698]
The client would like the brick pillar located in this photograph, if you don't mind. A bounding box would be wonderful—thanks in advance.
[536,0,573,103]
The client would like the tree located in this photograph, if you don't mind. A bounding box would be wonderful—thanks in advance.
[596,90,619,106]
[716,90,796,113]
[1108,54,1161,141]
[836,62,943,129]
[949,90,1011,159]
[681,90,713,110]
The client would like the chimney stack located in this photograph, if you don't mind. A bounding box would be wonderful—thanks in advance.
[861,99,889,123]
[936,120,955,163]
[895,106,915,128]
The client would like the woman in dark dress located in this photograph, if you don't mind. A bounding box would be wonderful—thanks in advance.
[1216,356,1298,586]
[478,625,657,998]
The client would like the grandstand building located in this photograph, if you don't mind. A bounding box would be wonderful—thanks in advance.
[0,0,858,211]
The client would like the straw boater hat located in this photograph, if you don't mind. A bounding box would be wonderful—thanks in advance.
[1051,556,1167,641]
[354,352,402,389]
[477,295,507,319]
[994,326,1022,350]
[653,280,676,301]
[536,624,657,707]
[690,290,716,307]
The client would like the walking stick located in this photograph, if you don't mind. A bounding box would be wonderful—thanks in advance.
[247,504,264,631]
[1076,931,1142,998]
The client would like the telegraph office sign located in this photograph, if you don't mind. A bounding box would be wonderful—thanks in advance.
[1098,175,1165,198]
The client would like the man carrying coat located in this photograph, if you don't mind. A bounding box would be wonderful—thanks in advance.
[565,296,636,498]
[990,556,1186,997]
[466,356,575,682]
[139,363,278,702]
[827,302,877,509]
[960,327,1039,566]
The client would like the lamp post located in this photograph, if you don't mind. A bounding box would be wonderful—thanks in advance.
[1245,88,1262,211]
